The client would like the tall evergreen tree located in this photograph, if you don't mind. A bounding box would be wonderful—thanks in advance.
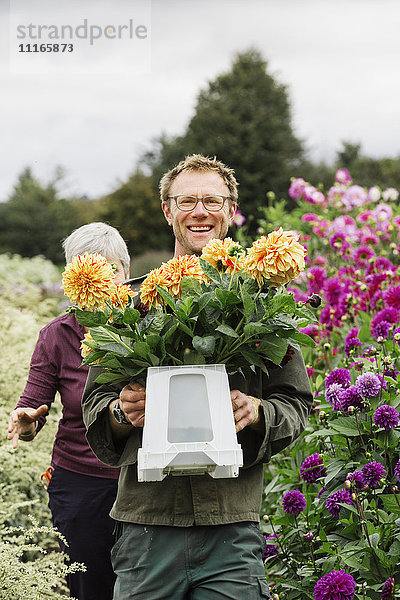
[142,49,305,224]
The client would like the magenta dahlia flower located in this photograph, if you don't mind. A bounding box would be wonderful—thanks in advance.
[313,569,356,600]
[335,168,352,185]
[325,489,354,517]
[344,328,362,357]
[362,462,386,488]
[394,460,400,480]
[374,405,400,431]
[300,454,327,483]
[282,490,306,516]
[383,285,400,310]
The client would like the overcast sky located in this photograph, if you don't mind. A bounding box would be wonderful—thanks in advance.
[1,0,400,201]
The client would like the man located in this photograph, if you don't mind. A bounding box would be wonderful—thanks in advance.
[82,154,313,599]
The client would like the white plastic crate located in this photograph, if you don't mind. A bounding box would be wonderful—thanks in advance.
[137,364,243,482]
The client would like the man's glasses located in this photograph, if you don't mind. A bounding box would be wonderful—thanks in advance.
[168,195,230,212]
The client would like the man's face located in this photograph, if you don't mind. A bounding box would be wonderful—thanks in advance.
[162,171,236,256]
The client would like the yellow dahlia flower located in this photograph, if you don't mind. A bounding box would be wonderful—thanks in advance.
[244,228,306,286]
[110,283,138,309]
[201,238,245,273]
[139,266,171,308]
[62,253,116,310]
[80,332,95,358]
[140,255,204,307]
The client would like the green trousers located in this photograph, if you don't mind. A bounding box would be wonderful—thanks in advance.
[111,521,271,599]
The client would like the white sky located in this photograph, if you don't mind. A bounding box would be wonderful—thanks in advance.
[1,0,400,201]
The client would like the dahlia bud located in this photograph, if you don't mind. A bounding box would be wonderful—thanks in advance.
[392,485,399,493]
[347,406,355,415]
[307,293,322,308]
[351,493,357,501]
[394,333,400,341]
[344,480,351,490]
[318,411,326,421]
[303,531,313,541]
[323,343,331,351]
[266,191,276,201]
[262,514,269,522]
[384,356,393,365]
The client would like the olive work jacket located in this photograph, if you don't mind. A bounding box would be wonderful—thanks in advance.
[81,349,312,527]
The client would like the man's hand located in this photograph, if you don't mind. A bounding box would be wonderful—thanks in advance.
[231,390,261,433]
[110,381,146,429]
[8,405,48,449]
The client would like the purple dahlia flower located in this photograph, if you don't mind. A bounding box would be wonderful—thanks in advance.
[339,386,364,412]
[262,534,279,561]
[325,368,352,388]
[394,460,400,480]
[326,383,345,411]
[355,372,381,398]
[300,453,327,483]
[325,489,354,517]
[282,490,306,516]
[381,577,394,600]
[347,471,366,491]
[313,569,356,600]
[374,405,400,431]
[372,320,392,340]
[362,461,386,488]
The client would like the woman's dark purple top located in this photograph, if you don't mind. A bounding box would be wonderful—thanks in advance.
[17,312,119,479]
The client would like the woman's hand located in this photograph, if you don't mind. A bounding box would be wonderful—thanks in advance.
[7,404,48,449]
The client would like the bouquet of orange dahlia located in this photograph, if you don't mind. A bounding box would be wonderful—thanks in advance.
[62,230,318,384]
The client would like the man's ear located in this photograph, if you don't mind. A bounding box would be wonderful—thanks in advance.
[228,202,237,225]
[162,201,173,226]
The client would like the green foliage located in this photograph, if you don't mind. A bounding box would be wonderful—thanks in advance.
[100,170,172,257]
[0,255,76,596]
[0,168,100,264]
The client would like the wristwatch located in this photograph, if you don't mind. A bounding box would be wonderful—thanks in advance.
[112,400,131,425]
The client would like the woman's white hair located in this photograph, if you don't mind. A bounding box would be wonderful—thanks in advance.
[62,222,130,277]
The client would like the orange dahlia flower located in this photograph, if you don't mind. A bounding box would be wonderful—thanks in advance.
[201,238,245,273]
[244,228,306,286]
[140,255,204,308]
[62,253,116,310]
[110,283,138,309]
[80,332,95,358]
[139,266,171,308]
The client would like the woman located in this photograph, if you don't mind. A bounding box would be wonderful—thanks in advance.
[8,222,131,600]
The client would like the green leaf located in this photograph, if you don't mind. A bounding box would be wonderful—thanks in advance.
[269,292,296,316]
[243,323,274,337]
[239,347,268,374]
[180,276,202,296]
[155,284,176,310]
[257,334,289,365]
[215,324,239,338]
[330,417,360,437]
[215,288,241,308]
[380,494,400,514]
[133,341,151,359]
[199,258,222,284]
[122,306,141,325]
[183,350,206,365]
[294,304,318,322]
[290,330,316,347]
[74,307,110,327]
[94,372,129,384]
[240,286,256,320]
[192,335,216,357]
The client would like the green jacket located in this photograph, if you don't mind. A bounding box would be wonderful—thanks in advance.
[82,350,312,526]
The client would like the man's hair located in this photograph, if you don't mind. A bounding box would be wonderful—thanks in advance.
[159,154,239,206]
[62,222,131,277]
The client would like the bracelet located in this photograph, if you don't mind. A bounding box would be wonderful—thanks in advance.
[248,396,260,425]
